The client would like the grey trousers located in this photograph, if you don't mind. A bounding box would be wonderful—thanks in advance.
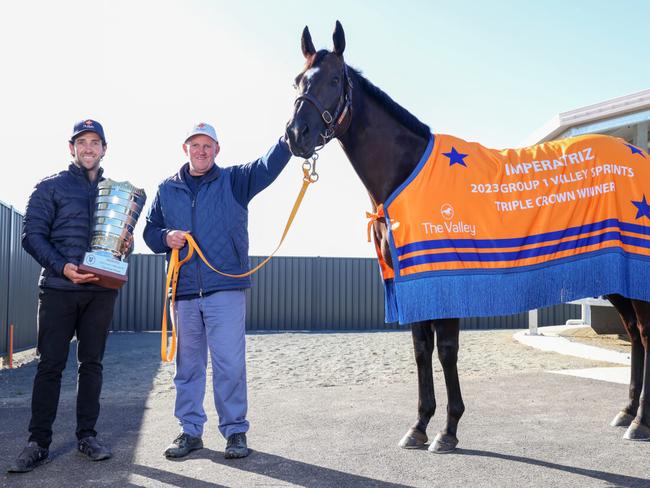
[173,290,249,439]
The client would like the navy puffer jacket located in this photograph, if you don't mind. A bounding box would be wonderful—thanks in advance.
[22,163,108,291]
[143,138,292,298]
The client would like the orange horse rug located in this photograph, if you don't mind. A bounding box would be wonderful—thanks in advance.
[376,133,650,324]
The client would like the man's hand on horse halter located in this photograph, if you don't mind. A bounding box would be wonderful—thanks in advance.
[166,230,188,250]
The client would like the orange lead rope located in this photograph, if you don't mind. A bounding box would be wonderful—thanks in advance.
[160,242,194,362]
[161,167,316,362]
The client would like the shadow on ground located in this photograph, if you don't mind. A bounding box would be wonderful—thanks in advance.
[0,332,163,487]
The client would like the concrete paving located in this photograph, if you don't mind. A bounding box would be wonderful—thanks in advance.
[513,325,631,366]
[1,331,647,488]
[514,324,632,385]
[552,367,630,385]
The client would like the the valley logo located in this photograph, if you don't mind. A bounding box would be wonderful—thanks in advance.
[420,203,477,237]
[440,203,454,220]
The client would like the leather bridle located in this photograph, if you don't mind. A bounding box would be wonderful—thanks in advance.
[293,62,353,146]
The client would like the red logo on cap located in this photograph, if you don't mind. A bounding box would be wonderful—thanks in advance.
[197,123,205,128]
[84,120,94,126]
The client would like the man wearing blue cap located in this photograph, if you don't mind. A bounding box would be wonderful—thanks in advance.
[8,120,119,473]
[144,123,292,460]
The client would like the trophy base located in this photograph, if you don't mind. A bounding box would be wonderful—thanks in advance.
[78,264,128,290]
[80,250,129,290]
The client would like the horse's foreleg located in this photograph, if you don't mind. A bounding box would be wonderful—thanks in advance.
[607,294,643,428]
[624,300,650,441]
[399,321,435,449]
[429,318,463,453]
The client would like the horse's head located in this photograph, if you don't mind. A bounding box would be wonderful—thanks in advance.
[285,21,352,159]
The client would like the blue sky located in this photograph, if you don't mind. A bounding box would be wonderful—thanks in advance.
[1,0,648,257]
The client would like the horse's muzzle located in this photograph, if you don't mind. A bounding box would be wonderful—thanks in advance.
[285,120,316,159]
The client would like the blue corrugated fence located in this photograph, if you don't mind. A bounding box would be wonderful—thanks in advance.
[0,202,41,355]
[0,212,581,356]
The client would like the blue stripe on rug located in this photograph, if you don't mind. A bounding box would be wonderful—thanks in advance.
[399,232,650,268]
[397,219,650,256]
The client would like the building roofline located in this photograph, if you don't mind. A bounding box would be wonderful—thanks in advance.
[523,88,650,145]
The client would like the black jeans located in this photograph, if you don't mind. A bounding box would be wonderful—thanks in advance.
[28,288,118,448]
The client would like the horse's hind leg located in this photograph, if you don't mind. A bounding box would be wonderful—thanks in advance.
[399,321,435,449]
[429,318,464,453]
[624,299,650,440]
[606,294,643,428]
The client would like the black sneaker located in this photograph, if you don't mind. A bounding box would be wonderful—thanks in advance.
[7,442,50,473]
[78,436,112,461]
[224,432,249,459]
[164,433,203,458]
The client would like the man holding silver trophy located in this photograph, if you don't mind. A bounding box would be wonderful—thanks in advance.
[143,122,291,460]
[9,120,145,473]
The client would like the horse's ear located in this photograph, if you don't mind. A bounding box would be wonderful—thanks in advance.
[301,26,316,58]
[333,20,345,56]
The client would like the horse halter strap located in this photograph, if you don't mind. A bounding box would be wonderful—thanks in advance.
[294,63,353,144]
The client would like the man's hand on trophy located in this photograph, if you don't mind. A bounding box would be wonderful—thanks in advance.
[63,263,100,284]
[121,235,134,257]
[166,230,188,250]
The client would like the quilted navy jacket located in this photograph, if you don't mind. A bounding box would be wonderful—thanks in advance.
[143,138,291,298]
[22,163,108,291]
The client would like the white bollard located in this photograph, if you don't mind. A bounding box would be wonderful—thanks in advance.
[582,303,591,325]
[528,309,538,336]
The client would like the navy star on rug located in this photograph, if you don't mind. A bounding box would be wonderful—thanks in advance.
[624,143,646,158]
[443,147,468,167]
[632,195,650,219]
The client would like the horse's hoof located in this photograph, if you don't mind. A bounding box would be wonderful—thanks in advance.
[398,428,428,449]
[428,432,458,453]
[623,421,650,441]
[610,411,634,427]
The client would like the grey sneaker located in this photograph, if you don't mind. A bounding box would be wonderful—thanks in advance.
[164,433,203,458]
[225,432,249,459]
[7,442,50,473]
[78,436,112,461]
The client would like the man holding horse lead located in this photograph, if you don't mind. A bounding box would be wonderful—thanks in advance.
[143,122,292,459]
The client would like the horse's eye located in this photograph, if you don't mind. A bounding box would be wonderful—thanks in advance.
[331,76,340,86]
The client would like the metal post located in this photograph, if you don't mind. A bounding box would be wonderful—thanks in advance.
[9,323,13,368]
[635,120,648,154]
[5,207,14,360]
[528,309,538,335]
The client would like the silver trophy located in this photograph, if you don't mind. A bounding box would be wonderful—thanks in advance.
[78,179,147,289]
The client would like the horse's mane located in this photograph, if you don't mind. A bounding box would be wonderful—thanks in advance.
[304,50,431,139]
[348,66,431,139]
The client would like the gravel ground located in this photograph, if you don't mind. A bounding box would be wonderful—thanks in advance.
[0,328,615,407]
[1,329,645,488]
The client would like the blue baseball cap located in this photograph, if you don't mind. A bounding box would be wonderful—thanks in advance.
[70,119,106,145]
[184,122,218,144]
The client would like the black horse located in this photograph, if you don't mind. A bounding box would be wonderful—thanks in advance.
[285,21,650,452]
